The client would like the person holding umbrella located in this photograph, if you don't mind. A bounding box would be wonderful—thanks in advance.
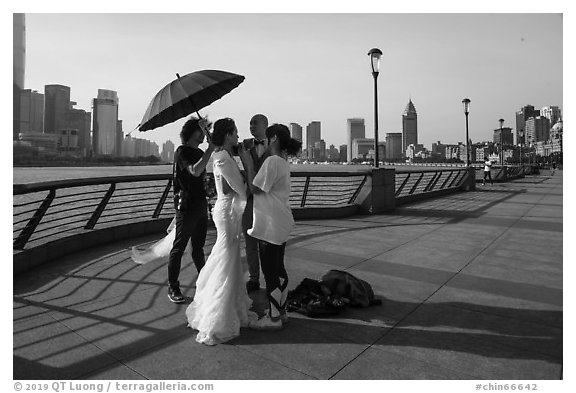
[167,116,215,303]
[134,69,246,303]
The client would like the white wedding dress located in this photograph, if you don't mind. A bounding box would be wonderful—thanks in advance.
[185,150,257,345]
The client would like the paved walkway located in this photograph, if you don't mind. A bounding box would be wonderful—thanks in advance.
[13,172,563,380]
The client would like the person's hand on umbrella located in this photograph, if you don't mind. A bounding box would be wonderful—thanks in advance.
[198,117,215,150]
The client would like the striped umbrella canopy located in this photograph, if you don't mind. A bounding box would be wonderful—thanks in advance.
[138,69,245,132]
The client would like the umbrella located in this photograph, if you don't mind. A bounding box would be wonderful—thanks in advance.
[137,69,245,132]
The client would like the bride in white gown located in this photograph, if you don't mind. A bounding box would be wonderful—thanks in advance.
[185,117,257,345]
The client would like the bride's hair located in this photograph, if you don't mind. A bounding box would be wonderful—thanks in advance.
[266,124,302,156]
[212,118,236,146]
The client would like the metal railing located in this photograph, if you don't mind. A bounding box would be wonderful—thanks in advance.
[13,171,370,250]
[395,168,469,199]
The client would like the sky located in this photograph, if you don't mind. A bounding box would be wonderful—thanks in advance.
[19,11,563,152]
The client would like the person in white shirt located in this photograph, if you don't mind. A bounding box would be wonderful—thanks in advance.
[239,124,302,330]
[483,157,493,186]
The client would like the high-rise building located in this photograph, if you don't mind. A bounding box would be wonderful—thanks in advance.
[161,140,175,162]
[306,121,321,159]
[347,118,365,162]
[339,144,347,162]
[386,133,403,160]
[312,140,326,161]
[66,107,91,157]
[116,120,123,157]
[13,13,25,140]
[289,123,303,143]
[352,138,374,160]
[431,141,446,159]
[402,99,418,155]
[541,106,561,126]
[92,89,119,155]
[44,84,71,135]
[515,105,540,146]
[493,127,514,146]
[20,89,44,134]
[525,116,551,144]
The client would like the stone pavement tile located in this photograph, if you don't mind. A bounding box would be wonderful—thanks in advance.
[13,298,51,324]
[80,363,147,380]
[428,286,562,329]
[392,302,562,360]
[442,273,562,308]
[373,325,561,379]
[14,273,157,311]
[345,268,442,310]
[370,243,475,273]
[48,296,191,361]
[332,346,476,379]
[13,313,117,380]
[461,255,562,290]
[286,246,368,269]
[284,309,394,345]
[124,335,315,379]
[353,258,455,286]
[228,318,369,379]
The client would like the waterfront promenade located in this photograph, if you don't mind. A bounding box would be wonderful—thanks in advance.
[13,172,563,380]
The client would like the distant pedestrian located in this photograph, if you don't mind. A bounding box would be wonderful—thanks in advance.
[551,162,557,176]
[483,157,493,186]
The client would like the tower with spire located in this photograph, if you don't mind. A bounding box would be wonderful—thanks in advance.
[402,99,418,156]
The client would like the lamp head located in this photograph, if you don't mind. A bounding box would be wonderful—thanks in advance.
[367,48,383,75]
[462,98,471,114]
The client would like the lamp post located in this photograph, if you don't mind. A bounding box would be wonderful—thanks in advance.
[368,48,382,168]
[462,98,471,167]
[498,118,504,166]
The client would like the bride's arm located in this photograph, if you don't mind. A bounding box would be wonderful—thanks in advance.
[214,156,246,199]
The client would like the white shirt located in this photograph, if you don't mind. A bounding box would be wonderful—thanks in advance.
[484,160,492,172]
[248,155,294,245]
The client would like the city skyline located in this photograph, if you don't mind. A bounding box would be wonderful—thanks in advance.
[18,12,563,152]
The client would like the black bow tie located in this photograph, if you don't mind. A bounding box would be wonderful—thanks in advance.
[254,139,266,146]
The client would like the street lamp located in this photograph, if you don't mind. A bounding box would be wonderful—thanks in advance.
[368,47,382,168]
[462,98,471,167]
[498,118,504,166]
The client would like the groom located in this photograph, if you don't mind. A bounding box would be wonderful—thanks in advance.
[242,114,269,293]
[167,117,214,303]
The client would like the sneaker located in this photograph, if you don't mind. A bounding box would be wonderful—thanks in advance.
[249,312,283,330]
[168,285,185,303]
[246,281,260,293]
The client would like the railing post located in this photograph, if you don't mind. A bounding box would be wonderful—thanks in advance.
[153,179,172,218]
[461,167,476,191]
[395,173,411,197]
[409,173,425,195]
[13,189,56,250]
[357,168,395,214]
[348,175,368,204]
[301,176,311,207]
[85,183,116,229]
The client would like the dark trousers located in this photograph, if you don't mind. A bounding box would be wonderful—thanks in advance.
[258,241,288,293]
[242,196,260,282]
[168,208,208,286]
[483,170,493,184]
